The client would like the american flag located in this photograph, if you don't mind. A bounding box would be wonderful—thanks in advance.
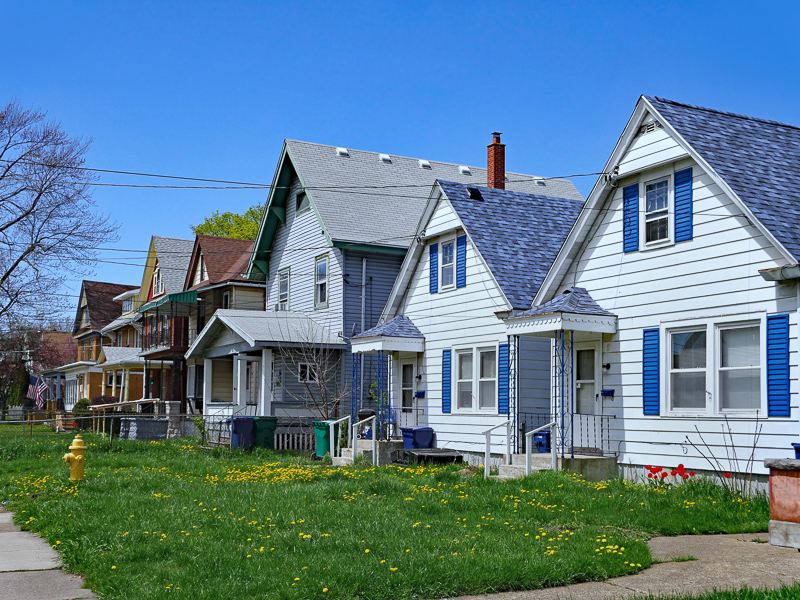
[35,378,48,408]
[27,376,37,399]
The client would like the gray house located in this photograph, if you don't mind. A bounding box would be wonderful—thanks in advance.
[187,135,582,424]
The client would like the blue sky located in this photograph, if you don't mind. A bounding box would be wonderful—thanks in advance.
[2,1,799,307]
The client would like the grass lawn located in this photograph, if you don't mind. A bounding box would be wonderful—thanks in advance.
[0,431,769,600]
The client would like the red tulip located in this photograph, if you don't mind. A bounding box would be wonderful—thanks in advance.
[671,470,677,476]
[724,472,731,479]
[661,472,668,479]
[689,471,695,476]
[648,473,653,478]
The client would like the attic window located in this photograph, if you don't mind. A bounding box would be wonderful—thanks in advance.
[296,191,310,213]
[466,187,482,200]
[458,166,471,176]
[379,153,392,163]
[336,147,350,157]
[418,159,432,169]
[638,121,663,135]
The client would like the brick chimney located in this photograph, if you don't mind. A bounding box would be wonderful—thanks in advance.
[487,132,505,189]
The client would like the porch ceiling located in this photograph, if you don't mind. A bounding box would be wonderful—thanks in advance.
[505,312,618,337]
[350,335,425,354]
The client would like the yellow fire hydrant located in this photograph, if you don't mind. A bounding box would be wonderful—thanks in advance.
[63,434,86,481]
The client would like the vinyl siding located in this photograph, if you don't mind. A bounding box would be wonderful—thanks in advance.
[231,286,265,311]
[210,359,234,403]
[556,139,799,474]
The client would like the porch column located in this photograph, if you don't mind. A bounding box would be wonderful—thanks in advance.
[203,358,212,410]
[111,370,117,398]
[260,349,273,416]
[235,355,247,408]
[124,368,130,402]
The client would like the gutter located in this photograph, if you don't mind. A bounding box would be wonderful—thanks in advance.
[759,264,800,282]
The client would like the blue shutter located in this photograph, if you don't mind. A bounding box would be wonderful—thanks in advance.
[456,235,467,288]
[429,243,438,294]
[674,167,693,242]
[643,328,660,415]
[623,184,639,253]
[442,349,451,413]
[767,314,790,417]
[498,342,509,415]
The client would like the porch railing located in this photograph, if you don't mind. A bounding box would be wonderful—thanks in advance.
[482,420,511,479]
[329,415,351,459]
[352,415,377,466]
[570,413,617,457]
[525,421,557,475]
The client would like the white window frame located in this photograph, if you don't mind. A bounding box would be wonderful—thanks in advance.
[638,166,675,250]
[106,371,114,388]
[314,255,328,308]
[298,362,317,383]
[222,291,230,310]
[452,343,499,413]
[439,237,456,290]
[116,371,124,389]
[153,264,164,296]
[278,268,290,311]
[296,191,310,215]
[662,314,767,417]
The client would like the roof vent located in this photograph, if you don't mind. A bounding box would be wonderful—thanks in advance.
[537,180,546,186]
[379,153,391,163]
[336,147,350,157]
[418,159,432,169]
[458,166,471,176]
[637,121,662,136]
[466,187,482,200]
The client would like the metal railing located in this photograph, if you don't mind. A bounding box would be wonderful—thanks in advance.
[329,415,350,459]
[352,415,377,466]
[482,420,511,479]
[525,421,557,476]
[571,413,616,457]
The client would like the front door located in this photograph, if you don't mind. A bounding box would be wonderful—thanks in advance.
[574,343,602,454]
[400,362,416,428]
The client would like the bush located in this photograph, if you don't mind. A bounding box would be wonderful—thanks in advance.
[72,398,91,430]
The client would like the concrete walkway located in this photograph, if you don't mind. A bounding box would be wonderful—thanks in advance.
[454,533,800,600]
[0,509,95,600]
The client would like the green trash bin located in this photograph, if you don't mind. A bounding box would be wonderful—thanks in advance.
[313,420,339,458]
[253,417,278,449]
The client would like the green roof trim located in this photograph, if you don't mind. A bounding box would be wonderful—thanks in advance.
[138,290,197,313]
[331,241,407,255]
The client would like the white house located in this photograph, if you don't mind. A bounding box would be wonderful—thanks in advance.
[506,96,800,479]
[350,172,583,461]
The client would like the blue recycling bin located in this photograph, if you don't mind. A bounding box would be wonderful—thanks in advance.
[533,431,551,453]
[226,417,255,449]
[792,443,800,459]
[400,426,434,450]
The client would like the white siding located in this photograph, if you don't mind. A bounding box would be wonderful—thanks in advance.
[396,199,513,454]
[265,175,344,335]
[556,133,799,475]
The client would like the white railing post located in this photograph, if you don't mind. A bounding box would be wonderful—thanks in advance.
[329,415,351,459]
[505,420,511,466]
[524,421,556,476]
[526,430,532,476]
[484,430,491,479]
[551,421,558,472]
[351,415,377,466]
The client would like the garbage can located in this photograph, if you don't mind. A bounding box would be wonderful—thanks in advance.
[253,416,278,449]
[400,426,434,450]
[533,430,551,453]
[227,417,255,449]
[313,420,339,458]
[792,443,800,459]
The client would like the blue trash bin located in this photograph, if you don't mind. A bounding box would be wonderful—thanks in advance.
[227,417,255,449]
[792,443,800,459]
[400,426,434,450]
[533,431,551,453]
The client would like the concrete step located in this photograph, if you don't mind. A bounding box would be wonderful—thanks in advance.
[498,464,532,480]
[331,456,352,466]
[512,453,554,468]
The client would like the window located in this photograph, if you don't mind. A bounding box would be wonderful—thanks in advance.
[315,256,328,307]
[278,269,290,310]
[116,372,124,389]
[401,363,414,413]
[456,351,473,409]
[644,177,669,244]
[222,291,230,310]
[666,318,763,415]
[193,253,208,285]
[152,264,164,296]
[122,297,134,313]
[298,363,317,383]
[296,191,310,214]
[440,239,455,288]
[106,371,114,388]
[478,348,497,409]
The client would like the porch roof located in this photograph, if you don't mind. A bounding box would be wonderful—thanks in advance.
[185,309,346,359]
[139,290,197,314]
[351,316,425,354]
[98,346,146,368]
[505,288,617,336]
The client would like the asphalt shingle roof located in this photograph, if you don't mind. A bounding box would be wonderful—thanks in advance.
[647,96,800,261]
[513,287,615,318]
[352,316,424,340]
[152,236,194,295]
[286,139,584,248]
[439,182,584,310]
[79,281,139,333]
[186,235,254,291]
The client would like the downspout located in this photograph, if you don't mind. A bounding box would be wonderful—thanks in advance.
[360,257,366,409]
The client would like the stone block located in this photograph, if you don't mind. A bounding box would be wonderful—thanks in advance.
[769,519,800,549]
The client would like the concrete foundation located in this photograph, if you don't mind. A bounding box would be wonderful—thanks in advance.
[765,458,800,550]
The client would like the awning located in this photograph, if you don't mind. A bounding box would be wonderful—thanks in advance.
[350,316,425,354]
[138,290,197,313]
[505,287,617,337]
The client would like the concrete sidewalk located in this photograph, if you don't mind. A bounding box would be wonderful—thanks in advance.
[453,533,800,600]
[0,509,95,600]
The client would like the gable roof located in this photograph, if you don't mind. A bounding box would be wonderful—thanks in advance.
[185,235,254,291]
[511,287,615,319]
[645,96,800,261]
[74,281,138,335]
[151,236,194,295]
[438,181,584,310]
[352,316,424,340]
[248,139,584,279]
[97,346,145,367]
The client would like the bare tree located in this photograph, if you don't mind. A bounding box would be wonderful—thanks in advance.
[0,101,118,323]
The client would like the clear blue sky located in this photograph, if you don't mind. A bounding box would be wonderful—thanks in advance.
[3,1,799,307]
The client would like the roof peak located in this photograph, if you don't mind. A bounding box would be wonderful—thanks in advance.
[646,95,800,132]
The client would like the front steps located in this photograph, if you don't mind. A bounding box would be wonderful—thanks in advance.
[331,439,405,466]
[495,453,618,482]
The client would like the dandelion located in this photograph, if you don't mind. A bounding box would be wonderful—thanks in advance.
[323,589,328,593]
[365,549,370,553]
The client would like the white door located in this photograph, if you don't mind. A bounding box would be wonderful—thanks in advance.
[574,343,602,454]
[400,362,416,428]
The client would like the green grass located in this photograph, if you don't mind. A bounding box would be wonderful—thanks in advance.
[670,555,698,562]
[1,431,770,600]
